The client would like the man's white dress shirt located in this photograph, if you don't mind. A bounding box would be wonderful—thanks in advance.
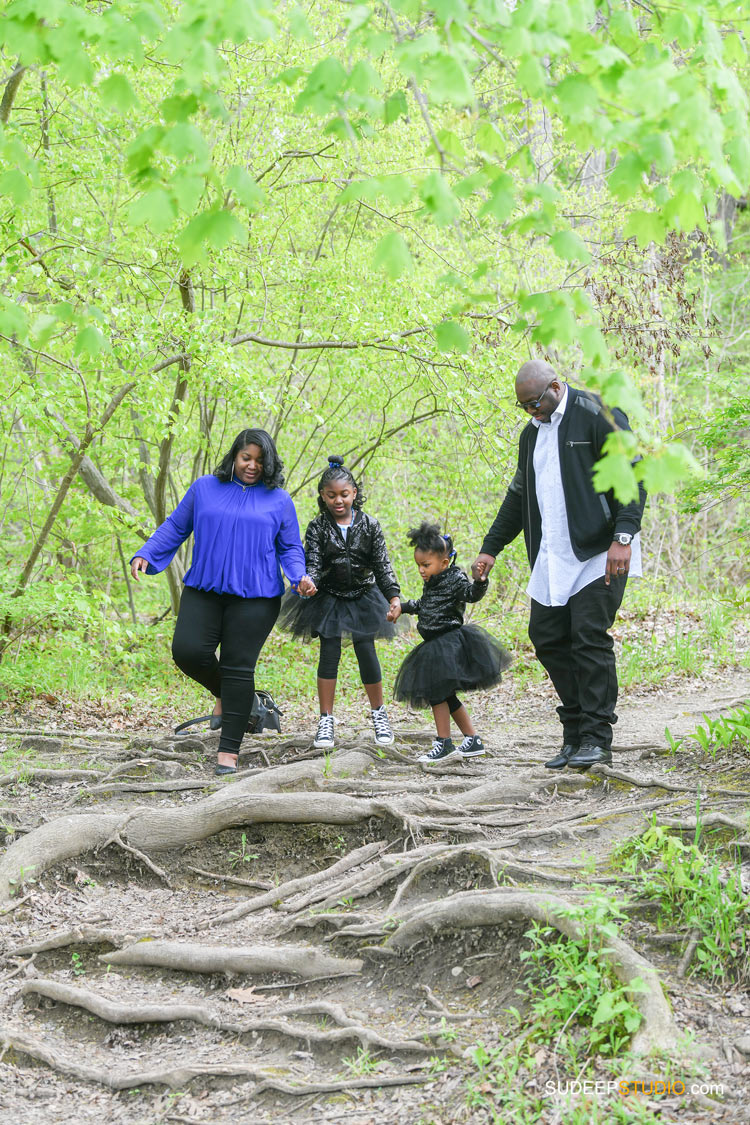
[526,386,642,608]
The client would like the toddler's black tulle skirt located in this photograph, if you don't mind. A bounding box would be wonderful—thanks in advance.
[393,624,511,709]
[277,585,398,642]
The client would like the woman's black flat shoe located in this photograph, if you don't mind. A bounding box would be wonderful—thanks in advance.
[210,714,222,730]
[214,754,239,776]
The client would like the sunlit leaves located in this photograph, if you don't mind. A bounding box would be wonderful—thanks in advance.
[435,319,470,353]
[372,231,413,278]
[225,167,265,212]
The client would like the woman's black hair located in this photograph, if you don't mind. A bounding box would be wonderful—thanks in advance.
[316,455,365,513]
[407,521,455,559]
[214,428,285,488]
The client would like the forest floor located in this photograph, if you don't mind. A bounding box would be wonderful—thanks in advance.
[0,667,749,1125]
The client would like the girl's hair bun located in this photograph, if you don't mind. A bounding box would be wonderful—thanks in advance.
[327,454,345,468]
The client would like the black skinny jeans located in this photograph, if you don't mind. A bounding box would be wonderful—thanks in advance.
[317,634,381,684]
[172,586,280,755]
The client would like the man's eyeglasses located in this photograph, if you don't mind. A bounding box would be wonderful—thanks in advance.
[515,380,554,412]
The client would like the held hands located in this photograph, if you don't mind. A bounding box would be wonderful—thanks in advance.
[130,557,149,581]
[296,575,317,597]
[471,553,496,582]
[386,597,401,623]
[605,542,631,586]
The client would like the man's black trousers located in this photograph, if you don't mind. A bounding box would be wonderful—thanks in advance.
[528,575,627,751]
[172,586,280,756]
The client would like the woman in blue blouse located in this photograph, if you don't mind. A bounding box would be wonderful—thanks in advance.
[131,428,309,775]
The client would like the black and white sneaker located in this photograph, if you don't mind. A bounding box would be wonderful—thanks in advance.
[314,713,335,749]
[371,705,395,746]
[458,735,486,758]
[417,737,460,763]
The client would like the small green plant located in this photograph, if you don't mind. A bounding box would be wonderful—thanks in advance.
[322,751,333,778]
[337,895,354,907]
[342,1046,380,1076]
[436,1016,458,1042]
[615,817,750,981]
[663,725,685,754]
[427,1055,449,1074]
[70,952,85,977]
[692,704,750,759]
[227,833,259,869]
[516,894,646,1063]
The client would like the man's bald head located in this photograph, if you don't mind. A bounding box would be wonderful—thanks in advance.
[515,360,565,422]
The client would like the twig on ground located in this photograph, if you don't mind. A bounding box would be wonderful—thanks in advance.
[677,928,701,979]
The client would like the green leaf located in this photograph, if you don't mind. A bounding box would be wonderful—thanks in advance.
[74,325,109,357]
[162,123,210,165]
[225,166,265,212]
[98,73,139,112]
[640,133,675,175]
[349,59,383,96]
[295,57,348,115]
[435,320,469,353]
[475,121,506,157]
[170,169,205,214]
[423,53,474,106]
[128,189,177,234]
[419,171,460,226]
[384,90,408,123]
[608,153,647,201]
[549,229,591,264]
[372,231,413,279]
[178,209,246,265]
[288,5,315,42]
[623,209,667,248]
[271,67,304,87]
[516,56,546,97]
[479,172,515,222]
[636,442,703,494]
[0,296,28,338]
[555,74,599,121]
[0,168,30,204]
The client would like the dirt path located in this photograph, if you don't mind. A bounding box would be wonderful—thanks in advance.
[1,672,749,1124]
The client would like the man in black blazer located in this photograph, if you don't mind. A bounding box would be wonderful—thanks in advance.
[472,360,647,768]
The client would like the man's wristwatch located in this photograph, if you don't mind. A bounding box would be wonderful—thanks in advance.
[613,532,633,546]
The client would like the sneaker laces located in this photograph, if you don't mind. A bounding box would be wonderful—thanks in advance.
[371,707,392,739]
[424,739,448,760]
[316,714,334,741]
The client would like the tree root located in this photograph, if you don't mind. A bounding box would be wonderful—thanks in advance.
[657,812,749,834]
[0,768,103,788]
[19,978,437,1055]
[382,889,679,1055]
[187,865,272,890]
[76,779,219,797]
[100,939,362,980]
[9,925,142,957]
[206,840,389,928]
[0,752,381,901]
[0,1026,428,1093]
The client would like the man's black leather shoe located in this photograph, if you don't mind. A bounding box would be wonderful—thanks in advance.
[544,743,578,769]
[566,745,612,769]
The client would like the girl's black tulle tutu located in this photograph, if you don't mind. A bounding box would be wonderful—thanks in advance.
[278,585,398,642]
[393,623,511,709]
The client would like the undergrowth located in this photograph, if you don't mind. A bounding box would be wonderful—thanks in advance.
[614,814,750,983]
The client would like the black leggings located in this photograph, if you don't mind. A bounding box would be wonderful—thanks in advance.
[172,586,280,755]
[428,693,462,711]
[318,634,381,684]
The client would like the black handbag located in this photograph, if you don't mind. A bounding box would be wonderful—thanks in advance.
[247,690,282,734]
[174,691,282,736]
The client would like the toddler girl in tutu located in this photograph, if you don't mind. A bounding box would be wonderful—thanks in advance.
[394,521,510,762]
